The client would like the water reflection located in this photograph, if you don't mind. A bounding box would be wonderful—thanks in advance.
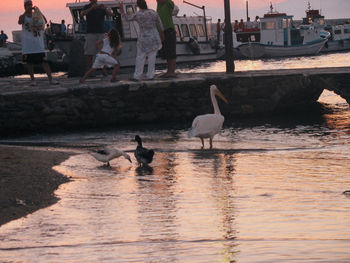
[1,92,350,262]
[177,51,350,73]
[318,91,350,132]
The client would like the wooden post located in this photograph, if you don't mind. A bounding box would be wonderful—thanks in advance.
[224,0,235,73]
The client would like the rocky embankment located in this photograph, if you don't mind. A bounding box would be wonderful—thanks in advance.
[0,68,349,136]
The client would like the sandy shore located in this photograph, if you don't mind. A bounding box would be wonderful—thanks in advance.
[0,145,73,226]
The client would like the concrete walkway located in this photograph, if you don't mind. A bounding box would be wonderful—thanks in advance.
[1,66,349,94]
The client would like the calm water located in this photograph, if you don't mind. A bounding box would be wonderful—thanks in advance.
[1,55,350,262]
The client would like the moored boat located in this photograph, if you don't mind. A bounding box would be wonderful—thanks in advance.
[301,2,350,53]
[236,4,328,59]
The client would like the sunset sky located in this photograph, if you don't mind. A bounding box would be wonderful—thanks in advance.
[1,0,350,41]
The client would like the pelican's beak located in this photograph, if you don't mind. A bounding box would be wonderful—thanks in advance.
[215,89,229,104]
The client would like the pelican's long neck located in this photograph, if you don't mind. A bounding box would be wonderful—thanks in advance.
[211,90,221,115]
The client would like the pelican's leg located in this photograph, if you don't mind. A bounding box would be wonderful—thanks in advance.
[107,161,110,167]
[200,138,204,149]
[209,138,213,149]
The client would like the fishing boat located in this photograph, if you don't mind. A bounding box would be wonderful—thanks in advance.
[301,2,350,53]
[53,0,223,68]
[236,4,328,59]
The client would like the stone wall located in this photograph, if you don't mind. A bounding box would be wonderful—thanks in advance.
[1,69,349,135]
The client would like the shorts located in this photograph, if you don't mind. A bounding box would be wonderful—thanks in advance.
[84,33,105,55]
[22,53,46,64]
[92,53,118,69]
[162,28,176,60]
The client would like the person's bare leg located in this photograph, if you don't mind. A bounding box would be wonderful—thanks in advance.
[102,66,108,76]
[164,58,176,77]
[42,61,53,81]
[111,63,120,82]
[27,63,35,80]
[86,55,94,69]
[80,68,96,83]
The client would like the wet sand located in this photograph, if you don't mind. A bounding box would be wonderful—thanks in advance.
[0,145,73,226]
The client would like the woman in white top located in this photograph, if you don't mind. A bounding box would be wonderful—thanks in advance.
[80,28,121,83]
[18,0,58,86]
[120,0,164,80]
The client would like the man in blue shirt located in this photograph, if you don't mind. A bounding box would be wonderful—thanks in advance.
[60,20,66,36]
[0,30,8,47]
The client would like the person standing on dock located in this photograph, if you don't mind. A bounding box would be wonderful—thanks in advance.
[0,30,8,47]
[157,0,176,78]
[216,19,221,42]
[80,0,113,68]
[18,0,58,86]
[120,0,164,81]
[60,20,66,37]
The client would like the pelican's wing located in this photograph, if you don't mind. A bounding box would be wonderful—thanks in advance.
[188,115,201,138]
[189,114,224,138]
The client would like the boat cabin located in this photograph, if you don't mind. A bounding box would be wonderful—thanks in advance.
[329,24,350,41]
[302,8,325,26]
[259,13,298,46]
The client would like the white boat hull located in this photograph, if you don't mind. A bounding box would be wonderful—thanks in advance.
[321,38,350,53]
[238,39,327,59]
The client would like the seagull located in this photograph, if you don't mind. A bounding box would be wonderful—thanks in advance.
[188,84,228,149]
[134,135,154,167]
[90,147,132,166]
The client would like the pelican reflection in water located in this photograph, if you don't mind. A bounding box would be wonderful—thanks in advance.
[188,85,228,149]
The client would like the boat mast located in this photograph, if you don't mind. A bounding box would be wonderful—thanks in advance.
[183,0,208,41]
[245,0,249,21]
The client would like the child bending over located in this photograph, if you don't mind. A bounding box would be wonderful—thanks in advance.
[80,28,121,83]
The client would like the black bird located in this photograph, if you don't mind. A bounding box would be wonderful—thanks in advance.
[343,190,350,196]
[134,135,154,167]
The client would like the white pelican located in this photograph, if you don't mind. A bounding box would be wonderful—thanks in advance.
[90,147,132,166]
[188,84,228,149]
[134,135,154,167]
